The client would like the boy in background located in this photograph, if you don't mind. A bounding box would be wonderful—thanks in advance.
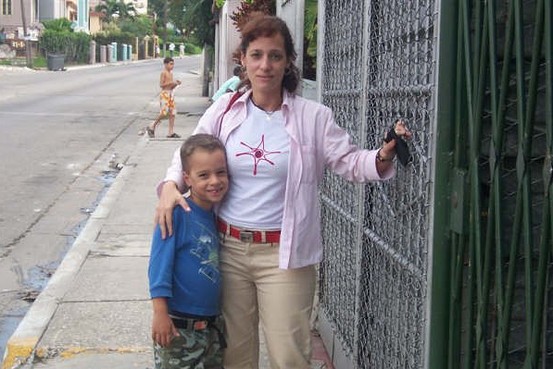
[147,57,181,139]
[148,134,229,368]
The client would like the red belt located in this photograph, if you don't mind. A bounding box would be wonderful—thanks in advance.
[217,218,280,243]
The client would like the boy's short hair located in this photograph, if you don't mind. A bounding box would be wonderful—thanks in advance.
[163,57,174,64]
[180,134,226,172]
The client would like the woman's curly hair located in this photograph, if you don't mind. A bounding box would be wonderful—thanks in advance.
[236,15,300,94]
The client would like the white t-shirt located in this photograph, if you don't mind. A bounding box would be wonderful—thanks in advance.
[218,100,290,229]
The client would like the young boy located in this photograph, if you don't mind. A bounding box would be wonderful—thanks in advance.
[147,57,181,139]
[148,134,229,369]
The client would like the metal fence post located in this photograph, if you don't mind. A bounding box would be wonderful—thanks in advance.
[100,45,107,63]
[89,40,96,64]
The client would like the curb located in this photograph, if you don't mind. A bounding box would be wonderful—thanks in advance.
[1,138,148,369]
[65,58,155,72]
[0,57,155,73]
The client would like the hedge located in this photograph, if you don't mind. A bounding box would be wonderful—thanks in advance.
[39,30,91,64]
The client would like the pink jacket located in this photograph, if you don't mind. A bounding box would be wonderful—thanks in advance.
[162,90,394,269]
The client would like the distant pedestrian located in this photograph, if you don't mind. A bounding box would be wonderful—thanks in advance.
[147,57,181,139]
[169,42,175,57]
[211,65,242,102]
[148,134,229,369]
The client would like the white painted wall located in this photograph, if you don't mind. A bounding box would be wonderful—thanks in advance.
[213,0,241,96]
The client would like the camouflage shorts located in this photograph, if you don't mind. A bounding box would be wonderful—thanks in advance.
[153,318,224,369]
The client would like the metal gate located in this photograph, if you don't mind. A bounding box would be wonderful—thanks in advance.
[317,0,552,368]
[317,0,436,368]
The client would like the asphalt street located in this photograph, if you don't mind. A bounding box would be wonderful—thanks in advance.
[0,56,202,360]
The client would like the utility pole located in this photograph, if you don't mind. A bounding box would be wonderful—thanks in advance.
[19,0,32,68]
[153,11,157,57]
[163,1,169,57]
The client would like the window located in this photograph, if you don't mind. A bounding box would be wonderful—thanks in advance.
[2,0,12,15]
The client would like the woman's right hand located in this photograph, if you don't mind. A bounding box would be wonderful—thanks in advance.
[155,181,190,239]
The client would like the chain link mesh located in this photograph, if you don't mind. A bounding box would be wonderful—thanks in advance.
[319,0,436,368]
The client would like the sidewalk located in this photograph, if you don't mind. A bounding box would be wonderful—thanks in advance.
[1,69,333,369]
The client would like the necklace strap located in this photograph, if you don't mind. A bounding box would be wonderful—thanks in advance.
[250,96,281,113]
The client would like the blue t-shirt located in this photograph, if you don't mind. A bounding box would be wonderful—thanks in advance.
[148,200,221,317]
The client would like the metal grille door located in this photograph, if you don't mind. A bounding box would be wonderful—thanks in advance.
[318,1,436,368]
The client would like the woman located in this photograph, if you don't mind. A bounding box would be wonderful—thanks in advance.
[156,15,411,369]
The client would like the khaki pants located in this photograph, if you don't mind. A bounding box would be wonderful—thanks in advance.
[220,235,316,369]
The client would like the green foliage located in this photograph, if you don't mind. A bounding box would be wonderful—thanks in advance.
[42,18,73,32]
[304,0,317,44]
[184,42,202,54]
[150,0,214,46]
[100,22,121,34]
[96,0,136,24]
[33,55,47,68]
[118,15,153,38]
[148,0,169,39]
[39,29,91,64]
[148,0,165,20]
[303,0,317,80]
[93,29,135,47]
[212,0,256,7]
[179,0,215,46]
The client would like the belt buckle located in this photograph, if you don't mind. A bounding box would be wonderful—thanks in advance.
[193,321,208,330]
[239,230,253,243]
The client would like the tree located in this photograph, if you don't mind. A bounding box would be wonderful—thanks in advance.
[174,0,215,46]
[147,0,166,44]
[116,1,137,20]
[149,0,215,46]
[118,15,153,38]
[95,0,137,24]
[148,0,166,21]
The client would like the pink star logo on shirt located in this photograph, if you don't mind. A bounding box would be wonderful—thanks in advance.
[236,134,281,175]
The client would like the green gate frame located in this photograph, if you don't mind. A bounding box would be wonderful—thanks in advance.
[428,1,553,368]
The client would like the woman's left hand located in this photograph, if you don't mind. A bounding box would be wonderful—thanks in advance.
[393,119,412,139]
[379,119,412,159]
[376,119,412,175]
